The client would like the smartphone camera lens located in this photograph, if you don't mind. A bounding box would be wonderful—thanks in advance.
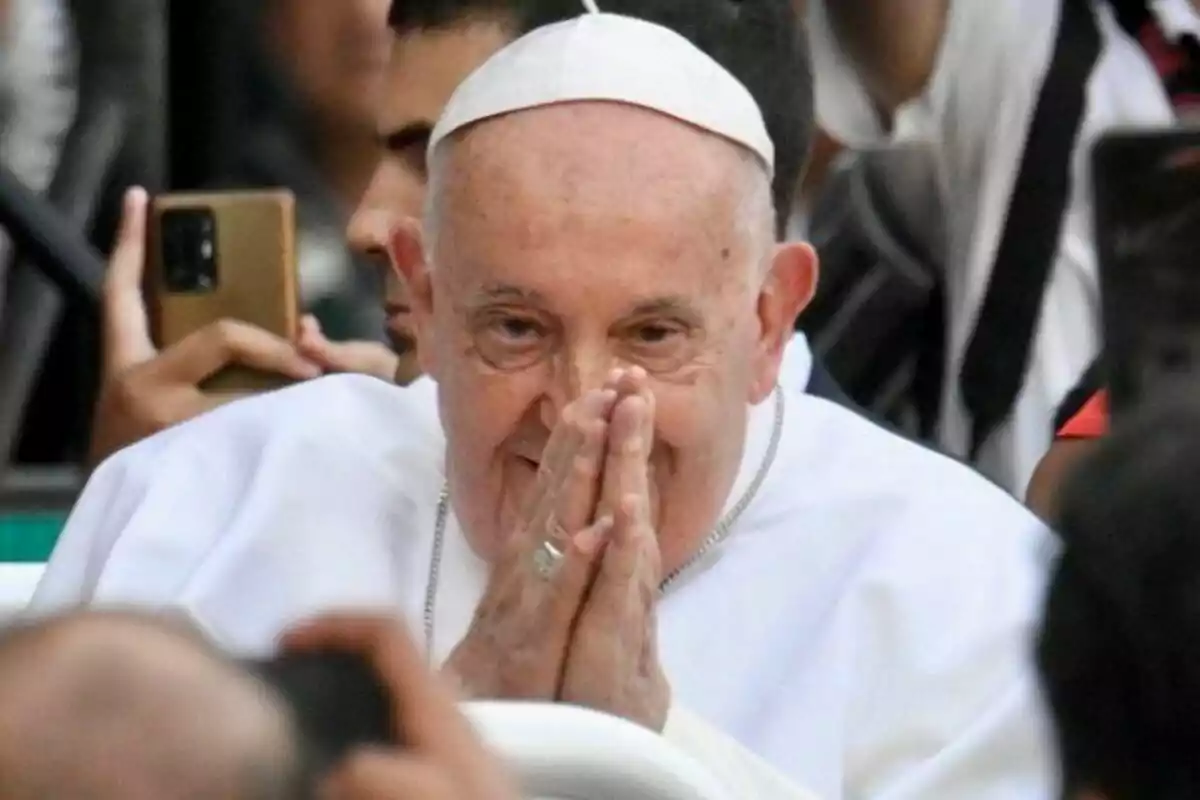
[160,208,218,293]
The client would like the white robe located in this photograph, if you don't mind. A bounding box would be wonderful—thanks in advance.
[31,375,1056,800]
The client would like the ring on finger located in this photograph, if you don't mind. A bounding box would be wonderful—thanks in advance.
[531,539,566,580]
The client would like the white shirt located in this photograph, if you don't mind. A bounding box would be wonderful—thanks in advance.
[32,375,1054,800]
[808,0,1175,494]
[1153,0,1200,39]
[781,333,815,396]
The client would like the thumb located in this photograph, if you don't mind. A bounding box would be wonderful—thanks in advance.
[103,187,156,374]
[297,315,400,381]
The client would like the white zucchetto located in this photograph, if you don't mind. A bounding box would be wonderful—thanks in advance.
[427,1,774,176]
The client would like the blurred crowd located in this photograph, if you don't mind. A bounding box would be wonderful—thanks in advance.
[3,0,1200,798]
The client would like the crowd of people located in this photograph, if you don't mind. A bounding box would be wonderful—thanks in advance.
[3,0,1200,797]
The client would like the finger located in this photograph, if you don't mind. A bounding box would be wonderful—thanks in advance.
[144,319,322,386]
[588,493,661,630]
[518,389,614,549]
[598,392,649,521]
[609,364,647,400]
[103,187,156,374]
[610,366,655,448]
[281,615,487,757]
[539,514,614,627]
[514,399,580,525]
[297,317,400,381]
[544,390,614,535]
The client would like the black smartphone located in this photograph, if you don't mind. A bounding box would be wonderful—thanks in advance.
[1094,126,1200,418]
[246,650,397,774]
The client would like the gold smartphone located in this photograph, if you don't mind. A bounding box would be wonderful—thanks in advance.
[147,189,300,392]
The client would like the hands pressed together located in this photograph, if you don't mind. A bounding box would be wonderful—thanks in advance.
[444,368,671,732]
[89,188,403,464]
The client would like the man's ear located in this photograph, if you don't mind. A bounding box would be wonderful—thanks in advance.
[387,220,438,377]
[749,242,818,403]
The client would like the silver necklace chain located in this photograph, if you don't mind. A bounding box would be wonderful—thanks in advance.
[422,389,786,654]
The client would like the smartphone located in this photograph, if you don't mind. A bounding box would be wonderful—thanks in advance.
[1094,127,1200,418]
[245,650,397,775]
[147,189,300,392]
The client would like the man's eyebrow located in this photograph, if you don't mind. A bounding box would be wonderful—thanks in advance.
[625,297,704,323]
[469,283,550,307]
[379,122,434,154]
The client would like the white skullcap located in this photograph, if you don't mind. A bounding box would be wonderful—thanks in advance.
[427,4,774,176]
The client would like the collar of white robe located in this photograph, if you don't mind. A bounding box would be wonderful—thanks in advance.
[426,10,775,177]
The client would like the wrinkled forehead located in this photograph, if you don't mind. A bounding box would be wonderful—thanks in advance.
[434,101,755,227]
[429,103,762,296]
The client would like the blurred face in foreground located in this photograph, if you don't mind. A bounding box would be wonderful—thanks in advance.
[401,102,816,573]
[347,19,514,381]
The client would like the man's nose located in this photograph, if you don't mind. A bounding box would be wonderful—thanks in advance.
[345,205,393,261]
[538,348,617,429]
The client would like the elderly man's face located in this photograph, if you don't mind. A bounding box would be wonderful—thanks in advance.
[348,21,514,381]
[407,103,814,571]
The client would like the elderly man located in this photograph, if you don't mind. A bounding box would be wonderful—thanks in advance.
[88,0,831,464]
[33,7,1053,800]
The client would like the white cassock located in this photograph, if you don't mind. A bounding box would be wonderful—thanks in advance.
[31,374,1055,800]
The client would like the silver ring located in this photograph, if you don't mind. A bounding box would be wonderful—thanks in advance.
[531,539,565,580]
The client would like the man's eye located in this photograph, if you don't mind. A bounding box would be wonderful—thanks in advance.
[493,317,543,341]
[631,323,687,346]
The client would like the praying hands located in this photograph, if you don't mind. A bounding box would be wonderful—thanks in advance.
[443,367,671,731]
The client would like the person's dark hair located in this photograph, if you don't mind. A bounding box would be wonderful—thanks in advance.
[388,0,815,238]
[1036,387,1200,799]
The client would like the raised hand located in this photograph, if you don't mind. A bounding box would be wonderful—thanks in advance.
[442,386,617,701]
[90,188,322,463]
[560,369,671,731]
[91,187,402,464]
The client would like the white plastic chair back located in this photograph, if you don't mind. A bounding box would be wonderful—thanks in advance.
[465,701,734,800]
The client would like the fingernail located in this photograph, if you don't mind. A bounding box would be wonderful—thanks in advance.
[575,516,613,554]
[297,360,323,379]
